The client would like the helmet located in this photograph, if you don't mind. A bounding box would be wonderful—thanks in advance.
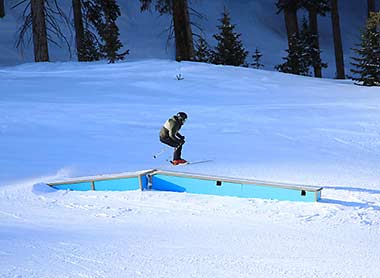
[176,112,188,121]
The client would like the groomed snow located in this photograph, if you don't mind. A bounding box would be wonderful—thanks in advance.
[1,60,380,277]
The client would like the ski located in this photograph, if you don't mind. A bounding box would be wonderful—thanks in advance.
[170,159,213,166]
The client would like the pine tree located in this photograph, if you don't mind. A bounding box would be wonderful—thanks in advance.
[300,0,330,77]
[276,0,300,54]
[367,0,376,18]
[82,29,102,61]
[31,0,49,62]
[72,0,86,61]
[80,0,103,61]
[350,12,380,86]
[14,0,71,62]
[87,0,128,63]
[275,26,311,76]
[140,0,194,61]
[299,17,327,74]
[331,0,345,79]
[211,7,248,66]
[0,0,5,18]
[194,36,211,63]
[251,48,264,69]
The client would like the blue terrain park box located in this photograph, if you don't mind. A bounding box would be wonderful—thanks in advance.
[48,171,151,191]
[48,169,322,202]
[151,171,322,202]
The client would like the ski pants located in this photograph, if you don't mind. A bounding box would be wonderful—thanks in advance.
[160,136,183,160]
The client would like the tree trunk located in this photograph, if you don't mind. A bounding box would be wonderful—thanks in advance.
[367,0,376,17]
[283,4,299,52]
[172,0,194,61]
[72,0,85,61]
[0,0,5,18]
[331,0,345,79]
[31,0,49,62]
[308,8,322,77]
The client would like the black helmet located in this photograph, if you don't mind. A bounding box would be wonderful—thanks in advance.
[177,112,188,121]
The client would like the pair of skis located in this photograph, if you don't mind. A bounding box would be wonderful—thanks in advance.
[169,159,213,166]
[153,145,212,166]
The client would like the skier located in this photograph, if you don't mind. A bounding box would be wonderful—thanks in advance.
[159,112,188,165]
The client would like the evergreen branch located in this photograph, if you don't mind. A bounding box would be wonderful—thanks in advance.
[11,0,28,10]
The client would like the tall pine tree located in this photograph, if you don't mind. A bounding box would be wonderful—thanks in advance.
[276,18,322,76]
[276,0,301,54]
[367,0,376,18]
[251,48,264,69]
[300,0,329,77]
[0,0,4,18]
[194,36,211,63]
[72,0,86,61]
[14,0,71,62]
[79,0,103,61]
[140,0,194,61]
[299,17,327,74]
[87,0,128,63]
[350,12,380,86]
[211,7,248,67]
[275,33,310,76]
[331,0,345,79]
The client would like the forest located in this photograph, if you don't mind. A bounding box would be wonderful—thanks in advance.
[1,0,379,86]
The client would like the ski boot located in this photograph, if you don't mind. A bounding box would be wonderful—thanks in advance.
[171,159,188,165]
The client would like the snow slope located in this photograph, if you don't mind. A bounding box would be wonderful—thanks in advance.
[0,0,371,77]
[1,60,380,277]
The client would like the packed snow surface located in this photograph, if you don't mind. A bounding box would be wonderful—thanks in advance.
[1,60,380,277]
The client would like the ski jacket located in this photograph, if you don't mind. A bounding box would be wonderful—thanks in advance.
[160,115,184,144]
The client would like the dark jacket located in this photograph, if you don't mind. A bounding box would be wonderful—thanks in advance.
[159,115,184,144]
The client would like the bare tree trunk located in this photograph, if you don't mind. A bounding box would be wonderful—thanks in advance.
[331,0,345,79]
[283,3,299,52]
[31,0,49,62]
[368,0,376,17]
[0,0,5,18]
[172,0,194,61]
[308,8,322,77]
[72,0,85,61]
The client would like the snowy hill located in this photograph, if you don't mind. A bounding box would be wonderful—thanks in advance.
[0,0,371,77]
[1,60,380,277]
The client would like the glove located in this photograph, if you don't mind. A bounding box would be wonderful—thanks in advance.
[178,135,185,140]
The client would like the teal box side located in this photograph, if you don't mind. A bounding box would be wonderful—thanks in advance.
[152,174,318,202]
[95,177,141,191]
[152,175,242,197]
[241,183,315,202]
[51,182,93,191]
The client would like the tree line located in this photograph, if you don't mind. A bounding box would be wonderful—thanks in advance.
[3,0,380,86]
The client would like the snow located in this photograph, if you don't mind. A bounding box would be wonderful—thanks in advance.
[1,60,380,277]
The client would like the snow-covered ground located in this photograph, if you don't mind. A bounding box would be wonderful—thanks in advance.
[1,60,380,277]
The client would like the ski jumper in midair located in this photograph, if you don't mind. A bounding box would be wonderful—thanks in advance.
[159,112,188,165]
